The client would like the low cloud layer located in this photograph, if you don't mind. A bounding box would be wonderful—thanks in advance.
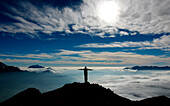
[93,69,170,100]
[0,0,169,38]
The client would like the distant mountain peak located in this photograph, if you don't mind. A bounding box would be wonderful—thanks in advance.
[124,66,170,70]
[28,64,45,68]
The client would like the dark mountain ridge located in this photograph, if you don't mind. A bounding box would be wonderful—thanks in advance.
[1,82,170,106]
[28,64,45,68]
[124,66,170,70]
[0,62,23,72]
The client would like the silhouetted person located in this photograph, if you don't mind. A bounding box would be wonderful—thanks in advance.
[79,66,93,83]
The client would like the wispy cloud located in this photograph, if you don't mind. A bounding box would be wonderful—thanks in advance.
[0,0,169,38]
[0,53,53,59]
[76,35,170,51]
[0,49,169,66]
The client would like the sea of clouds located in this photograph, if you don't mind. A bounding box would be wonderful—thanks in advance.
[23,67,170,100]
[93,68,170,100]
[0,67,170,103]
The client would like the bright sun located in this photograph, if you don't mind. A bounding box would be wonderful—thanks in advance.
[98,1,120,23]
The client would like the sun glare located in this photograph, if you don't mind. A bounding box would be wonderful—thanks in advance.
[98,1,120,23]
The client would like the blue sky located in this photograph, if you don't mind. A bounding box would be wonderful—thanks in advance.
[0,0,169,67]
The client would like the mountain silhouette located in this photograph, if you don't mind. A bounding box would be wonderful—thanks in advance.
[1,82,170,106]
[0,62,24,72]
[28,64,45,68]
[43,82,132,105]
[0,88,44,106]
[124,66,170,70]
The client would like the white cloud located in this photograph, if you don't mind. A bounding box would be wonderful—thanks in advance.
[0,0,169,38]
[0,53,54,59]
[94,69,170,100]
[53,49,92,56]
[77,35,170,51]
[77,42,146,48]
[120,31,129,36]
[0,58,47,64]
[1,49,169,66]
